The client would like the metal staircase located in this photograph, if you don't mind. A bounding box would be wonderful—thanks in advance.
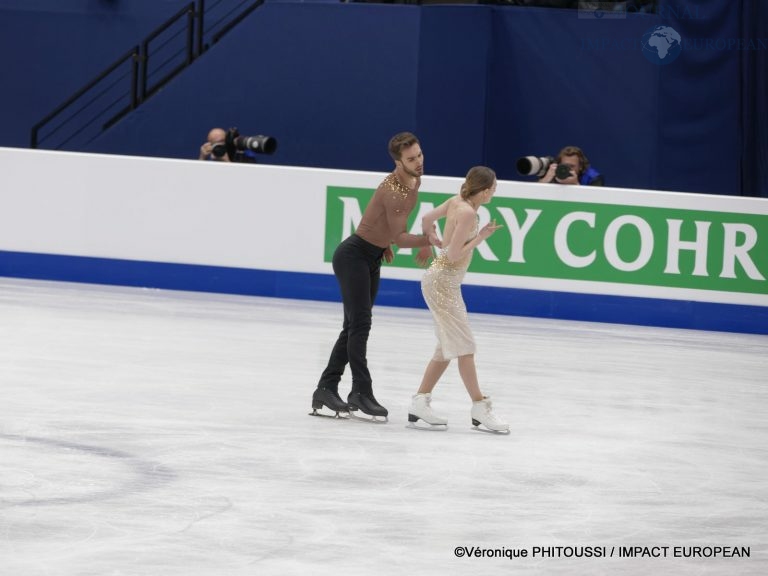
[30,0,265,151]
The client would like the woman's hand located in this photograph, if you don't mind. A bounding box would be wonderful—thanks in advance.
[478,219,503,241]
[426,224,442,249]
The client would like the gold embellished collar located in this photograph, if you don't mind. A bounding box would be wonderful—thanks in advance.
[384,173,413,200]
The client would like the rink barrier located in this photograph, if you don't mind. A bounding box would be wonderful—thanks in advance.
[1,149,766,335]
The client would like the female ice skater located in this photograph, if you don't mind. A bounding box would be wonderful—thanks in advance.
[408,166,509,433]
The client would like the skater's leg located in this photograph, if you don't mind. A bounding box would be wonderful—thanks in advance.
[417,359,450,395]
[313,313,351,413]
[457,354,483,401]
[338,260,376,396]
[314,240,362,413]
[317,316,349,391]
[342,256,390,417]
[332,244,388,418]
[318,236,378,392]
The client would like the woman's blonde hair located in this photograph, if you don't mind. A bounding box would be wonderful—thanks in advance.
[460,166,496,200]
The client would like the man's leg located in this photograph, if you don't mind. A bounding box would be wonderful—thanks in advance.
[342,254,388,418]
[313,240,359,413]
[317,315,349,392]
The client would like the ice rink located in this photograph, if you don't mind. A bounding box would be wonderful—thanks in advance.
[1,277,766,575]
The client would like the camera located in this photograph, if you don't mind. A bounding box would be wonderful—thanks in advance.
[516,155,574,181]
[211,142,228,158]
[516,155,554,178]
[213,127,278,159]
[555,163,574,180]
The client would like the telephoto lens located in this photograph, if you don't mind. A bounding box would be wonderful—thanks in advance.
[234,135,277,155]
[516,155,554,178]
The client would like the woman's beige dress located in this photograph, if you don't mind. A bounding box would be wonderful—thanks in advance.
[421,219,478,361]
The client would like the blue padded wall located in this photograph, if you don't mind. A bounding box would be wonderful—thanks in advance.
[654,0,742,195]
[415,7,493,174]
[0,0,763,196]
[84,3,424,171]
[741,0,768,197]
[0,0,192,149]
[484,7,661,190]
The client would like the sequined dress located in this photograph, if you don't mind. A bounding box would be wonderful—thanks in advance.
[421,219,478,361]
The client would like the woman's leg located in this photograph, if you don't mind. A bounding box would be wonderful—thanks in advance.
[417,359,450,394]
[457,354,484,402]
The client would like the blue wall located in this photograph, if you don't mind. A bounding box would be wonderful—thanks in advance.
[654,1,742,195]
[0,0,192,148]
[742,0,768,197]
[486,9,662,190]
[0,0,764,196]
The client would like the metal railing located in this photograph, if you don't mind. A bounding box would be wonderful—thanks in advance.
[31,0,264,151]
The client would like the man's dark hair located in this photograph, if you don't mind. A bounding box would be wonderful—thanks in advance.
[388,132,420,161]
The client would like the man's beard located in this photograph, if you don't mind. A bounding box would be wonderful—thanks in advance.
[402,165,423,178]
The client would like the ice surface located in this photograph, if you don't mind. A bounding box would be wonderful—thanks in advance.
[1,278,766,575]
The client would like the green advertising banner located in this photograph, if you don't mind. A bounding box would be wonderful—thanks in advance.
[326,186,768,297]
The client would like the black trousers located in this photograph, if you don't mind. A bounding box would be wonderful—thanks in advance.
[318,234,385,396]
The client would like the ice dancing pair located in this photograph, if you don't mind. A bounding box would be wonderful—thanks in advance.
[311,158,509,434]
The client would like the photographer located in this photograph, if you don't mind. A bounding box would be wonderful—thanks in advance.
[539,145,604,186]
[198,127,259,163]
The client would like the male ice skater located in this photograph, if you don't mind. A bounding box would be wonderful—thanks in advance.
[311,132,439,421]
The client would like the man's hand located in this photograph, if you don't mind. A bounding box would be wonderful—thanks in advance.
[540,163,558,183]
[199,142,212,160]
[427,230,442,249]
[415,245,433,267]
[383,245,394,264]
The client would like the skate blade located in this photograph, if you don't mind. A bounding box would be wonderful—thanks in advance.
[406,421,448,432]
[471,424,510,435]
[308,407,349,420]
[348,411,388,424]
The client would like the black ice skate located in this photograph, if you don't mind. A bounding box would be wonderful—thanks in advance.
[309,387,350,419]
[347,391,388,423]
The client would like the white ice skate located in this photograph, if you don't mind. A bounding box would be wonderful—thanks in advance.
[471,396,509,434]
[407,393,448,431]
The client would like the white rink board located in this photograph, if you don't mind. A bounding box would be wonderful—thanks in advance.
[1,147,767,313]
